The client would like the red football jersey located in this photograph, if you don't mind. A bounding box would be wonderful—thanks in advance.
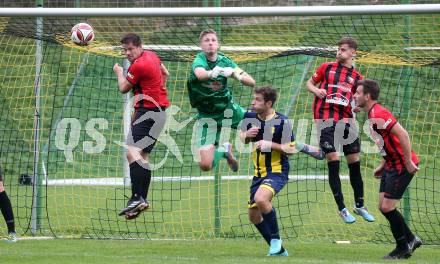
[368,103,419,172]
[126,51,170,109]
[312,62,363,122]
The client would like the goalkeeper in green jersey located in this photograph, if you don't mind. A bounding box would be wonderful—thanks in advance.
[187,29,256,172]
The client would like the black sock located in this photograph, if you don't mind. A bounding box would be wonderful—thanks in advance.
[0,191,15,233]
[262,208,280,240]
[129,161,148,200]
[328,161,345,211]
[255,220,271,244]
[382,209,408,249]
[141,169,152,200]
[348,161,364,208]
[403,220,415,242]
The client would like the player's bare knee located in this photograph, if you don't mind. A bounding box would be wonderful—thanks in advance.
[379,197,397,213]
[380,206,394,213]
[380,203,394,213]
[0,181,4,192]
[255,198,271,212]
[325,152,339,162]
[199,162,212,171]
[199,164,212,171]
[198,148,214,171]
[345,153,360,164]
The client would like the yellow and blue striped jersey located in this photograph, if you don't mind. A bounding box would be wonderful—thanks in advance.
[241,111,295,177]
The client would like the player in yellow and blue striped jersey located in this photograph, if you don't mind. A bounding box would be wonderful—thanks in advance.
[240,86,305,256]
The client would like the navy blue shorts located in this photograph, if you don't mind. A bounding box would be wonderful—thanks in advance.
[126,107,167,153]
[248,173,288,208]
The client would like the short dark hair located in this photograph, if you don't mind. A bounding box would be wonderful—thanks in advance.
[357,79,380,100]
[337,37,358,50]
[121,33,142,47]
[254,86,278,106]
[199,29,217,42]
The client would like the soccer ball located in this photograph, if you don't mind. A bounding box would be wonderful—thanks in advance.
[71,23,94,45]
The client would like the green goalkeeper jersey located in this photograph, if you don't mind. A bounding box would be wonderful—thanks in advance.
[187,52,238,118]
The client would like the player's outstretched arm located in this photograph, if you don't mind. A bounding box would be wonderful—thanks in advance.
[295,142,325,160]
[214,66,255,87]
[230,67,255,87]
[194,67,211,81]
[238,72,256,87]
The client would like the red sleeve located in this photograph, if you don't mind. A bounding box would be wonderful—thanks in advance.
[126,61,143,86]
[311,63,327,83]
[376,107,397,132]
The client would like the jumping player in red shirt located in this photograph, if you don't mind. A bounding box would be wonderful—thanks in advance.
[354,79,422,259]
[113,33,170,220]
[306,37,374,223]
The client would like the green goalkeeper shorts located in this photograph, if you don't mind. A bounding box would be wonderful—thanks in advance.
[194,101,245,147]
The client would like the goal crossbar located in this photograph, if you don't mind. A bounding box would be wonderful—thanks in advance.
[1,5,440,17]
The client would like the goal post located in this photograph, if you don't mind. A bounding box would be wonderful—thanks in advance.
[31,8,43,236]
[0,5,439,243]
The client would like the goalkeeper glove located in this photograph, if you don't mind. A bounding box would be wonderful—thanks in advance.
[207,66,244,80]
[219,67,235,78]
[207,66,222,79]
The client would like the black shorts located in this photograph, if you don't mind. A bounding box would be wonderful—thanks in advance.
[126,107,167,153]
[379,168,415,199]
[318,122,360,155]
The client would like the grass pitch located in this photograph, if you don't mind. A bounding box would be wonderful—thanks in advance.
[1,239,440,264]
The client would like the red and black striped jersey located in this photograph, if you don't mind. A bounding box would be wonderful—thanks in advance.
[312,61,363,121]
[126,51,170,109]
[368,103,419,172]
